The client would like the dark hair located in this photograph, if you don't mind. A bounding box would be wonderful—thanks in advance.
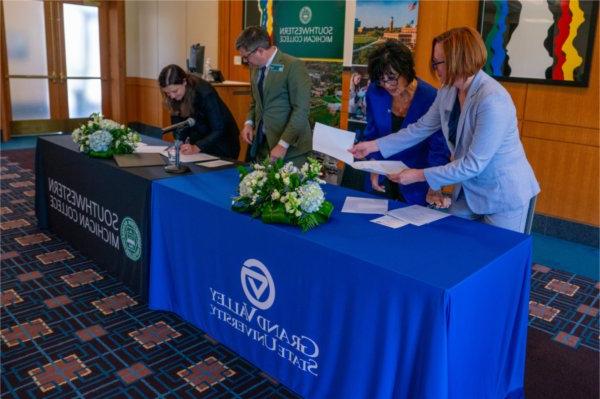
[367,40,416,84]
[158,64,200,117]
[235,26,271,51]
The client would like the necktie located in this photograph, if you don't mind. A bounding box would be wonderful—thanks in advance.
[258,66,266,102]
[251,66,267,160]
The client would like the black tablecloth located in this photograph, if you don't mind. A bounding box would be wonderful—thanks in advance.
[35,134,235,300]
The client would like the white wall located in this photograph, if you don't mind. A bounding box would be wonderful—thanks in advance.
[125,0,219,79]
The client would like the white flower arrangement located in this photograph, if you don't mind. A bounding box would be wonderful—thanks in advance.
[232,158,334,231]
[72,113,141,158]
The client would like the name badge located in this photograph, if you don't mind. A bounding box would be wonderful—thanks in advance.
[270,64,284,72]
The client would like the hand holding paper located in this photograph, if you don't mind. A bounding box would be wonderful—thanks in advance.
[312,123,408,175]
[312,122,355,164]
[388,168,425,185]
[348,140,378,159]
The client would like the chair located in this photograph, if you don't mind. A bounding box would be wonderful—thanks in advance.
[524,195,538,234]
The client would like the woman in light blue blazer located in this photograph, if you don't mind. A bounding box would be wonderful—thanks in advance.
[350,27,540,233]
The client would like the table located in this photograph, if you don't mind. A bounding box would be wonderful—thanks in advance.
[148,168,531,398]
[34,135,234,300]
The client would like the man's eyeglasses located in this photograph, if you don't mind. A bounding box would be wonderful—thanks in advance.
[431,59,445,69]
[377,74,400,87]
[241,48,259,63]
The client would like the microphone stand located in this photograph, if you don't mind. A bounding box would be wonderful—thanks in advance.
[164,127,191,174]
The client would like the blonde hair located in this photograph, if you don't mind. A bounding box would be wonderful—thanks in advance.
[431,27,487,86]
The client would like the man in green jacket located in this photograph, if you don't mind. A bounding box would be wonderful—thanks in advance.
[236,26,312,165]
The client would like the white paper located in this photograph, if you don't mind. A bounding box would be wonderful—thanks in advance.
[196,159,233,168]
[341,196,388,215]
[351,160,408,175]
[135,145,169,154]
[161,151,219,163]
[370,215,409,229]
[313,122,355,164]
[386,205,450,226]
[312,123,407,175]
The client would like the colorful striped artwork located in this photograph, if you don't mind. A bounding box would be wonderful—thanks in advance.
[478,0,597,86]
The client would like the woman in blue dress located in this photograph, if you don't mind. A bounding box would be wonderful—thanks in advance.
[360,40,450,205]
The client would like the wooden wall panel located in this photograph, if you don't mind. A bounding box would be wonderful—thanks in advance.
[446,1,480,30]
[523,120,599,147]
[219,0,248,83]
[127,77,163,127]
[412,0,448,85]
[107,1,127,123]
[0,1,11,141]
[125,79,139,123]
[503,82,527,122]
[214,84,252,160]
[339,71,350,129]
[523,123,599,225]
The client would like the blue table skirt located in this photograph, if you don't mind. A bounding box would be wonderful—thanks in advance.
[149,168,530,399]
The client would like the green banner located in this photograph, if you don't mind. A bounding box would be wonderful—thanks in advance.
[273,1,345,61]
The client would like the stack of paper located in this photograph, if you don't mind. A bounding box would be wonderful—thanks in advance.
[196,159,233,168]
[134,143,169,154]
[312,122,407,175]
[341,196,388,215]
[385,205,450,226]
[160,151,218,163]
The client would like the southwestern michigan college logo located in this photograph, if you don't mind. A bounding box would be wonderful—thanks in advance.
[299,6,312,25]
[240,259,275,310]
[119,217,141,261]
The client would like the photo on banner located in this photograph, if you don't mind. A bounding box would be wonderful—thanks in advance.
[478,0,598,86]
[348,66,369,123]
[352,0,419,65]
[307,61,343,128]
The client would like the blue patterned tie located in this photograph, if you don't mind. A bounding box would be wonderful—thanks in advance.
[250,67,267,160]
[258,66,266,102]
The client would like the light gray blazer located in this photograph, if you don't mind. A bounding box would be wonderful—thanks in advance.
[377,70,540,214]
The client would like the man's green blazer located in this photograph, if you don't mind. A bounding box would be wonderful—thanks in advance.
[246,50,312,159]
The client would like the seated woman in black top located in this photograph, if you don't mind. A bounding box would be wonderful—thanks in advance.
[158,64,240,159]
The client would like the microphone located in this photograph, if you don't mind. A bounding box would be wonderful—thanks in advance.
[162,118,195,134]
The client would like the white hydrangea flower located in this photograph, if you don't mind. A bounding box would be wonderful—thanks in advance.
[282,162,299,174]
[239,170,266,197]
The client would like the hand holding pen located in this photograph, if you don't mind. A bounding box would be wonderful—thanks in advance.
[180,137,200,155]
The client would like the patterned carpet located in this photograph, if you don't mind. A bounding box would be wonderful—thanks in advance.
[1,151,598,398]
[1,156,299,398]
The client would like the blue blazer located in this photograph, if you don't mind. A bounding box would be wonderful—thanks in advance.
[363,78,450,205]
[378,71,540,214]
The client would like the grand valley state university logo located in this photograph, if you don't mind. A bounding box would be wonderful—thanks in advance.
[240,259,275,310]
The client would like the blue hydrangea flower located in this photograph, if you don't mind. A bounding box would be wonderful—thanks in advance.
[89,130,113,152]
[297,181,325,213]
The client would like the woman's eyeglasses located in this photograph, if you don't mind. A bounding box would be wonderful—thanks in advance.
[431,59,445,69]
[377,74,400,87]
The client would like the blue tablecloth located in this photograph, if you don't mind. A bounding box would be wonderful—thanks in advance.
[149,168,531,399]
